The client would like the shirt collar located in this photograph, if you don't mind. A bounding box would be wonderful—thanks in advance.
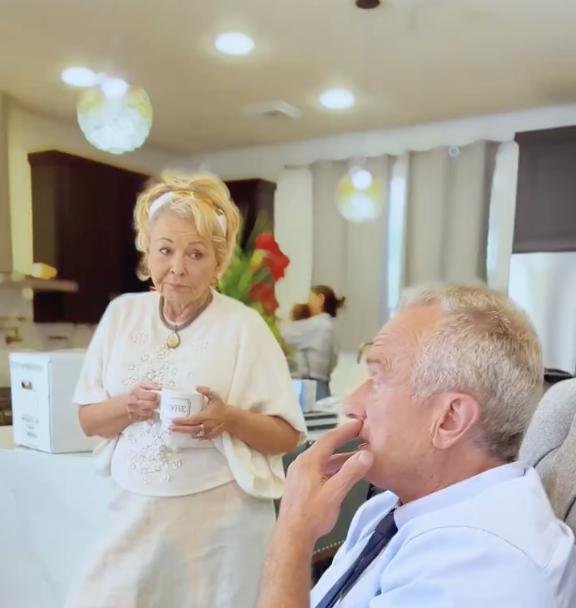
[394,461,527,529]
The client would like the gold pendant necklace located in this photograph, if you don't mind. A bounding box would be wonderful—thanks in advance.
[159,293,213,349]
[166,331,181,349]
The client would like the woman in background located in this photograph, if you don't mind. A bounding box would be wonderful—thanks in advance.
[282,285,345,400]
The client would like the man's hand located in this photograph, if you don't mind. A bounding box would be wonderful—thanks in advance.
[278,419,374,545]
[257,420,374,608]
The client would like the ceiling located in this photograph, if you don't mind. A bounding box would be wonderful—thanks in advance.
[1,0,576,154]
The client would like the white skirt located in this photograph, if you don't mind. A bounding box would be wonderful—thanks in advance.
[64,481,276,608]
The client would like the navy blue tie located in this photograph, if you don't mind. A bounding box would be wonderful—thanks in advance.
[315,510,397,608]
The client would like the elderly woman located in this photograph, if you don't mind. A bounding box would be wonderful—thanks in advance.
[65,174,306,608]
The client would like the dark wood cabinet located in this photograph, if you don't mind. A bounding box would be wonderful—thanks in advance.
[514,127,576,253]
[30,151,149,323]
[226,179,276,248]
[29,151,274,324]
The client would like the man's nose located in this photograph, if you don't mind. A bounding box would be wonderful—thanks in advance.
[343,382,368,420]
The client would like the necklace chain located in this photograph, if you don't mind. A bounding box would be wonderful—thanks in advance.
[159,293,212,348]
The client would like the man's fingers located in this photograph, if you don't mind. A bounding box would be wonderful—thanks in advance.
[306,419,363,462]
[324,451,357,477]
[324,450,374,502]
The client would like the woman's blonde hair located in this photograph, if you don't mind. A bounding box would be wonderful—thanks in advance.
[133,172,240,280]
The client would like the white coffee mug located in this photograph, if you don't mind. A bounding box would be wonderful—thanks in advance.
[156,389,205,427]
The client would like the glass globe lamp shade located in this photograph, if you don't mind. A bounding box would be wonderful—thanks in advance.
[336,171,384,222]
[77,85,153,154]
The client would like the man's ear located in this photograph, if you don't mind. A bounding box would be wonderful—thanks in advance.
[430,392,481,450]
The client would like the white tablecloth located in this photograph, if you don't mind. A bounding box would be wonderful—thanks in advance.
[0,414,347,608]
[0,427,114,608]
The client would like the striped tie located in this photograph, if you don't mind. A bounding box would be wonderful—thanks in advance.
[315,509,397,608]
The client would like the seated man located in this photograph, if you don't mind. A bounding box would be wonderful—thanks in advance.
[258,285,576,608]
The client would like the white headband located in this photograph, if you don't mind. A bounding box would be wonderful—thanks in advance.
[148,191,227,236]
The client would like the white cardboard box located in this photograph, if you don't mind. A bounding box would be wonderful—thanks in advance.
[9,350,97,453]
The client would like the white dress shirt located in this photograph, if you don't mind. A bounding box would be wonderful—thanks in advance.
[311,463,576,607]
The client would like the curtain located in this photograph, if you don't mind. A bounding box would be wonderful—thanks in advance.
[276,140,505,351]
[403,140,498,286]
[311,157,390,350]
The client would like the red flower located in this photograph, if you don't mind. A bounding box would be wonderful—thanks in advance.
[250,282,279,315]
[254,232,281,254]
[254,232,290,280]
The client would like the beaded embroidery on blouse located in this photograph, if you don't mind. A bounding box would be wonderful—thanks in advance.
[121,338,182,483]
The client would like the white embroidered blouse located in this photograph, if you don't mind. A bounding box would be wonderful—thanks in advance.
[73,290,306,499]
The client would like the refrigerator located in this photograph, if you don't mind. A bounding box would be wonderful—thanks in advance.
[508,252,576,375]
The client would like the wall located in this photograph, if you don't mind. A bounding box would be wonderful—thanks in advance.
[185,104,576,180]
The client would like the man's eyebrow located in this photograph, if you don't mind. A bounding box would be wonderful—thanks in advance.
[366,356,392,371]
[356,341,373,363]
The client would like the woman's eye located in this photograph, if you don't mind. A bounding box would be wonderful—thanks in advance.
[159,247,170,255]
[189,251,203,260]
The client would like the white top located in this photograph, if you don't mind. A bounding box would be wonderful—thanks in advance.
[311,463,576,607]
[282,313,338,382]
[74,291,306,499]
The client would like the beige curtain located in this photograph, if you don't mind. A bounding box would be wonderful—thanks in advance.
[311,156,391,350]
[280,140,499,351]
[403,140,498,287]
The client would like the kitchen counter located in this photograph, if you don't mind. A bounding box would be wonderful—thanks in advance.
[0,427,114,608]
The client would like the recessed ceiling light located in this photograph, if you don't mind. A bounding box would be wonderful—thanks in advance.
[214,32,255,56]
[61,66,99,87]
[319,88,355,110]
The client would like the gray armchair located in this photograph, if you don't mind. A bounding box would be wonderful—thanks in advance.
[520,378,576,532]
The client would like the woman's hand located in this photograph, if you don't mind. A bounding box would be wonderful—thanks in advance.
[170,386,231,440]
[125,381,161,423]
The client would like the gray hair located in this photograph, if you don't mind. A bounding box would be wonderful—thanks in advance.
[400,284,543,462]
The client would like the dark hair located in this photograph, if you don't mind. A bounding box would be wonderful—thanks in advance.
[311,285,346,318]
[291,303,311,321]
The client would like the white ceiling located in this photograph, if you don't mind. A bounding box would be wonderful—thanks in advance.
[1,0,576,154]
